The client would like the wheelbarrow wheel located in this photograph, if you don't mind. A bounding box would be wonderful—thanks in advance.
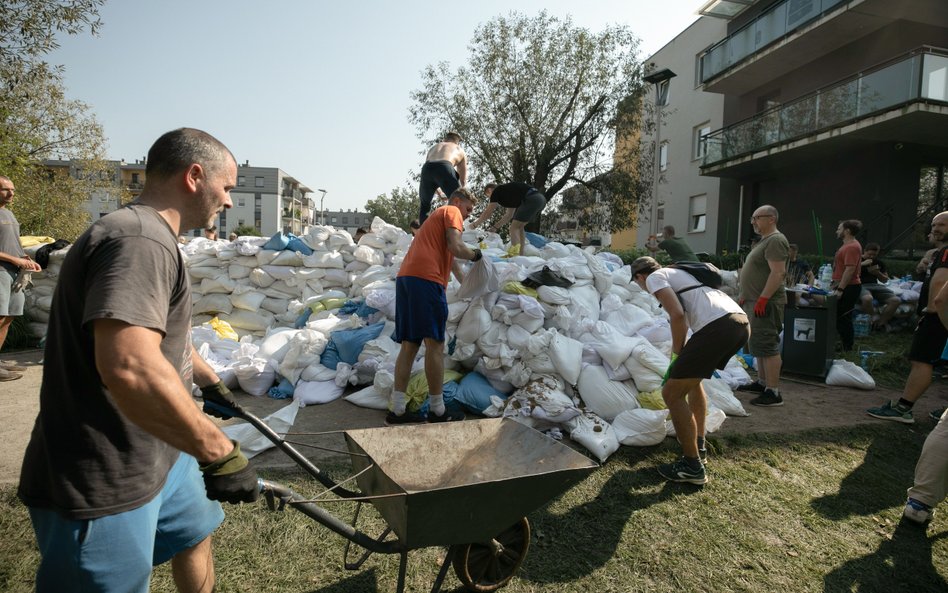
[451,517,530,592]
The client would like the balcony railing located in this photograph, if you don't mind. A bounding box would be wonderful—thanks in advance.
[702,47,948,168]
[699,0,846,84]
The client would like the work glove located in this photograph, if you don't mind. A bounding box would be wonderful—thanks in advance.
[661,353,679,386]
[200,440,259,504]
[201,381,244,420]
[471,248,483,262]
[11,270,32,293]
[754,296,769,317]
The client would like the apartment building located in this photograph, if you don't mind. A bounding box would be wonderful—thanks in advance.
[697,0,948,255]
[635,16,730,254]
[223,163,313,238]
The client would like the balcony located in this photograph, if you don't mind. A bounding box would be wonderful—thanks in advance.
[701,47,948,176]
[699,0,948,94]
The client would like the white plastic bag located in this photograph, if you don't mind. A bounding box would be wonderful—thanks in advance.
[222,402,299,458]
[825,359,876,390]
[456,257,499,300]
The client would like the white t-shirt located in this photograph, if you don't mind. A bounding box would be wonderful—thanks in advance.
[645,268,744,333]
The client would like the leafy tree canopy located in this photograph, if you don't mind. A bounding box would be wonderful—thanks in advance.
[1,0,109,240]
[365,185,421,232]
[409,11,649,233]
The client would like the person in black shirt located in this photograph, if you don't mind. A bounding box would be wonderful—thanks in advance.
[859,242,900,331]
[470,182,547,256]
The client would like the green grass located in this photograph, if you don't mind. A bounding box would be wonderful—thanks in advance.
[2,424,945,592]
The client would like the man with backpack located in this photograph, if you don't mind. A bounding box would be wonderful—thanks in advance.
[631,256,749,484]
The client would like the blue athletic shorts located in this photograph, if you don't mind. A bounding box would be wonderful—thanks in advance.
[28,452,225,593]
[393,276,448,344]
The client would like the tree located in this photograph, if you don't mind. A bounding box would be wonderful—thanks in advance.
[0,0,109,240]
[365,185,421,231]
[233,224,261,237]
[409,11,649,233]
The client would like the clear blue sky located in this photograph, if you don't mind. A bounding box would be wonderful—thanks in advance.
[48,1,699,211]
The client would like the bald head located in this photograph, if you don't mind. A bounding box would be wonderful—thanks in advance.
[145,128,235,181]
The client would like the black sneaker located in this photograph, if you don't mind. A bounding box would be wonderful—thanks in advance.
[657,457,707,485]
[737,381,766,394]
[384,410,427,425]
[427,407,466,423]
[750,388,784,407]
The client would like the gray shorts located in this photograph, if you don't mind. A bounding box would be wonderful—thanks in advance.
[743,299,784,357]
[860,283,897,303]
[0,270,24,316]
[513,191,547,223]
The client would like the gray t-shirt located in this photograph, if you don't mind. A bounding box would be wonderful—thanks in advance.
[739,232,789,304]
[0,207,26,277]
[18,204,193,519]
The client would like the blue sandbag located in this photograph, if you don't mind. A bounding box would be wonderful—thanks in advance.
[268,377,295,399]
[286,236,314,255]
[293,307,313,329]
[263,232,289,251]
[321,322,386,369]
[454,372,508,415]
[525,231,548,248]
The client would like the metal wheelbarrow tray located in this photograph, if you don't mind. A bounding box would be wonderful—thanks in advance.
[239,403,597,593]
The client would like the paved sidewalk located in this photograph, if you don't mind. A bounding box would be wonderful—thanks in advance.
[3,347,945,484]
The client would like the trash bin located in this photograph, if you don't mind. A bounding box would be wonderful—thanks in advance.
[782,295,837,378]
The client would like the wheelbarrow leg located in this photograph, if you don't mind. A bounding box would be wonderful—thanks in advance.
[395,551,409,593]
[429,546,457,593]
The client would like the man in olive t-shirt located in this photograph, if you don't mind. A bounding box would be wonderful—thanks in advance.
[648,225,698,262]
[737,205,789,407]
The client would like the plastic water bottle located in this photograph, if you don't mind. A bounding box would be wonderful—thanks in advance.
[853,313,871,338]
[820,264,833,289]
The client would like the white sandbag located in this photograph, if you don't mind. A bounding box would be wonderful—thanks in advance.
[602,303,654,337]
[258,328,301,361]
[193,294,233,315]
[255,249,280,266]
[580,249,612,294]
[222,402,298,458]
[456,298,491,345]
[666,406,727,436]
[249,268,275,288]
[303,250,345,269]
[611,408,668,446]
[228,263,252,279]
[537,285,571,305]
[300,362,338,382]
[624,356,664,392]
[260,297,291,315]
[354,244,385,266]
[576,365,640,422]
[567,411,618,462]
[702,377,748,416]
[221,309,275,332]
[568,284,601,321]
[279,330,329,384]
[457,257,500,300]
[825,359,876,390]
[549,332,582,385]
[201,274,236,294]
[230,285,267,312]
[629,336,671,375]
[510,311,544,333]
[260,265,297,282]
[294,380,344,407]
[188,265,228,280]
[583,320,636,371]
[344,384,390,410]
[234,358,276,397]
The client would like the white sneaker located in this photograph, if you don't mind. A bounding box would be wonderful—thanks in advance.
[903,498,933,524]
[0,360,27,372]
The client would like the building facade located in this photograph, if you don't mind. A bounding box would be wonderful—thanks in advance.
[697,0,948,256]
[224,163,313,238]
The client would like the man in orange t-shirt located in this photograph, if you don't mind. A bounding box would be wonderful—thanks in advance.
[388,188,482,424]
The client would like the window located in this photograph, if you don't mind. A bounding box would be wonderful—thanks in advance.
[254,176,264,188]
[693,123,711,160]
[342,217,348,224]
[331,217,337,223]
[131,173,140,184]
[659,142,669,171]
[237,175,245,187]
[689,194,707,233]
[657,79,671,106]
[237,196,245,207]
[238,219,245,226]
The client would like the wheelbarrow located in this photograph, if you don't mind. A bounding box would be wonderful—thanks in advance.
[205,398,598,593]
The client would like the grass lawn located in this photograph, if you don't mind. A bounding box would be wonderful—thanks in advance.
[2,423,945,593]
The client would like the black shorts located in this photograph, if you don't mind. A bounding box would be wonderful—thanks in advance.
[908,313,948,364]
[670,312,751,380]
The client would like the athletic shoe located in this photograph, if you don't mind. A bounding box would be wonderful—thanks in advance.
[0,367,22,381]
[903,498,933,524]
[427,407,466,423]
[866,400,914,424]
[737,381,765,394]
[657,457,707,485]
[930,407,946,423]
[384,411,427,425]
[0,360,26,372]
[698,448,708,464]
[750,388,783,407]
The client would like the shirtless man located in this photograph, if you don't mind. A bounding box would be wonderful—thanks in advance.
[419,132,467,224]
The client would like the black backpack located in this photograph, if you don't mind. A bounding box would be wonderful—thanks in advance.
[668,262,724,297]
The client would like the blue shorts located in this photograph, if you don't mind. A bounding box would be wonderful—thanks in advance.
[394,276,448,344]
[28,453,225,593]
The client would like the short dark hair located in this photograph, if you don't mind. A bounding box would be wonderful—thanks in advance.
[444,132,463,143]
[450,187,477,205]
[788,243,799,250]
[630,256,661,277]
[484,183,498,193]
[864,242,881,251]
[146,128,234,180]
[663,225,676,237]
[839,219,863,236]
[409,219,421,229]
